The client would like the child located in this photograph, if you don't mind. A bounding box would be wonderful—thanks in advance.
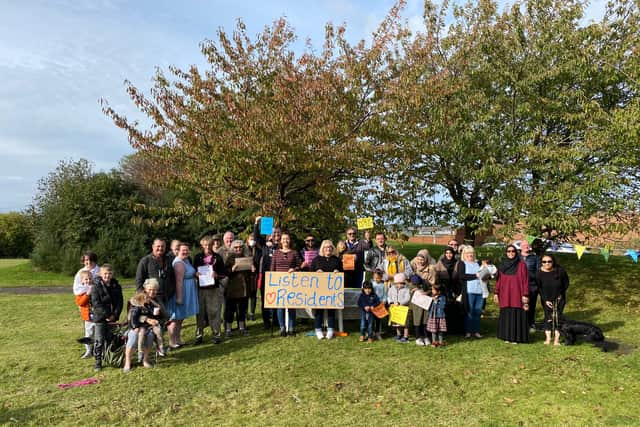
[370,269,387,340]
[358,281,381,342]
[387,273,411,343]
[90,264,123,371]
[427,282,447,347]
[129,285,166,362]
[477,257,497,311]
[74,270,94,359]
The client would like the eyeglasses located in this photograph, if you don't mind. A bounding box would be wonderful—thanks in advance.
[387,251,396,255]
[541,260,553,264]
[347,232,356,235]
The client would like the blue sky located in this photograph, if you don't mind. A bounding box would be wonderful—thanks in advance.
[0,0,606,212]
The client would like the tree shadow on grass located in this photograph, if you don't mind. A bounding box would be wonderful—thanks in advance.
[0,403,54,425]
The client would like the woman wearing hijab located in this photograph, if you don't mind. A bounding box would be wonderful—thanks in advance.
[494,245,530,343]
[435,246,464,334]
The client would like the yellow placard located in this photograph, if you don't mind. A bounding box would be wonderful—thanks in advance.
[263,272,344,309]
[388,305,409,326]
[357,217,374,230]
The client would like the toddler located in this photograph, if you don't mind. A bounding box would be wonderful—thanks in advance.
[370,269,387,340]
[387,273,411,343]
[74,270,94,358]
[427,283,447,347]
[357,282,381,342]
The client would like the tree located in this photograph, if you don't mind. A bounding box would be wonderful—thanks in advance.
[0,212,34,258]
[103,10,405,238]
[378,0,639,241]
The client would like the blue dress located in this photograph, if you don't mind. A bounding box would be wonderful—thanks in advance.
[168,257,199,320]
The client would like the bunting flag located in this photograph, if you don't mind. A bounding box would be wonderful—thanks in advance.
[575,244,586,260]
[625,249,638,263]
[600,247,610,262]
[526,235,536,245]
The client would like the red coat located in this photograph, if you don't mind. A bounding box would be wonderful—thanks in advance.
[495,262,529,309]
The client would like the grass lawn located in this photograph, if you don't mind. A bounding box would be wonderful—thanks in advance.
[1,244,639,425]
[0,259,133,287]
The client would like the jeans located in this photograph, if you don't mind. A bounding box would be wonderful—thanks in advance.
[360,311,374,337]
[126,328,154,350]
[277,308,296,331]
[465,293,484,334]
[313,309,336,330]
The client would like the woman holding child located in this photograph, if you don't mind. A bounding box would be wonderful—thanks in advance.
[123,278,168,373]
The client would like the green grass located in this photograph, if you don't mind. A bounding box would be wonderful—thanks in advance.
[0,259,133,287]
[1,245,639,425]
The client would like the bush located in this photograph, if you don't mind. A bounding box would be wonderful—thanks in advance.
[0,212,35,258]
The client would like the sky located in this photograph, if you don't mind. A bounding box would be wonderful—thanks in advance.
[0,0,607,213]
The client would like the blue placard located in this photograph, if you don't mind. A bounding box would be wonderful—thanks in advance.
[260,217,274,235]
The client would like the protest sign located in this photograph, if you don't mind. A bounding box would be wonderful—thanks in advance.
[197,265,214,287]
[264,272,344,309]
[260,217,274,235]
[234,257,253,271]
[357,217,374,230]
[303,249,318,266]
[389,305,409,325]
[371,303,389,319]
[342,254,355,271]
[411,292,433,311]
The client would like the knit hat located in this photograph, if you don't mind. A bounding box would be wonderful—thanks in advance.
[393,273,406,284]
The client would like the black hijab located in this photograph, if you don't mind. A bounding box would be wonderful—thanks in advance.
[441,247,457,273]
[498,245,520,275]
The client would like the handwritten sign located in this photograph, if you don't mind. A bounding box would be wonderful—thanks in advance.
[389,305,409,326]
[197,265,215,287]
[411,292,433,311]
[264,272,344,309]
[303,249,318,266]
[371,303,389,319]
[260,217,274,235]
[357,217,374,230]
[342,254,355,271]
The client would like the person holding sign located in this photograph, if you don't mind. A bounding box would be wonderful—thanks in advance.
[224,240,252,337]
[310,240,342,340]
[343,227,370,288]
[270,232,302,336]
[387,273,411,343]
[253,216,282,330]
[193,236,226,345]
[300,234,319,272]
[357,281,380,342]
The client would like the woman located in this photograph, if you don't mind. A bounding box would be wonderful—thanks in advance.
[535,254,570,345]
[73,251,100,358]
[224,240,251,336]
[381,245,413,284]
[123,278,168,372]
[494,245,529,343]
[167,242,199,348]
[246,235,261,322]
[434,246,463,334]
[457,246,483,338]
[310,240,342,340]
[270,232,302,336]
[409,254,435,345]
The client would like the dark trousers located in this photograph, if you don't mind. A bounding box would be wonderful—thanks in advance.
[527,287,539,328]
[224,297,248,325]
[259,275,273,326]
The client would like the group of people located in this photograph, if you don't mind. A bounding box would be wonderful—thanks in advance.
[72,218,570,372]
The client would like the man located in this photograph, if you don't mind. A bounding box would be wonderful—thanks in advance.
[253,216,281,329]
[364,231,387,272]
[519,240,541,332]
[216,231,235,262]
[343,227,370,288]
[300,233,318,271]
[135,238,175,304]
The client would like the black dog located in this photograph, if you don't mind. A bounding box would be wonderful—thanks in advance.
[559,319,605,347]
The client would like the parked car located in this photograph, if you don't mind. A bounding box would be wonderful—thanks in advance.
[480,242,506,248]
[547,243,578,254]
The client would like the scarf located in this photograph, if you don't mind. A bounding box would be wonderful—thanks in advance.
[498,245,521,275]
[386,255,405,276]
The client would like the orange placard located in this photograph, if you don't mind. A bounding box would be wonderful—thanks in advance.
[342,254,355,271]
[371,303,389,319]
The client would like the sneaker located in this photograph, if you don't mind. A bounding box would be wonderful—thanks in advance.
[212,336,222,344]
[80,350,92,359]
[94,362,102,371]
[465,333,472,339]
[394,335,402,342]
[315,329,324,340]
[137,352,144,363]
[280,329,287,337]
[359,335,365,342]
[287,330,296,337]
[415,338,425,346]
[326,328,334,340]
[474,333,483,339]
[157,348,166,357]
[423,338,431,346]
[400,337,409,343]
[530,327,537,334]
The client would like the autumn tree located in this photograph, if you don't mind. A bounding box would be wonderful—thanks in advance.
[103,9,405,238]
[377,0,640,241]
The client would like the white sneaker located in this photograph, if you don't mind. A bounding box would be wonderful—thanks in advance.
[326,328,334,340]
[415,338,425,346]
[423,338,431,346]
[315,329,324,340]
[80,350,92,359]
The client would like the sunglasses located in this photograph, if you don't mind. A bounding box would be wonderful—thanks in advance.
[347,232,356,235]
[541,260,553,264]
